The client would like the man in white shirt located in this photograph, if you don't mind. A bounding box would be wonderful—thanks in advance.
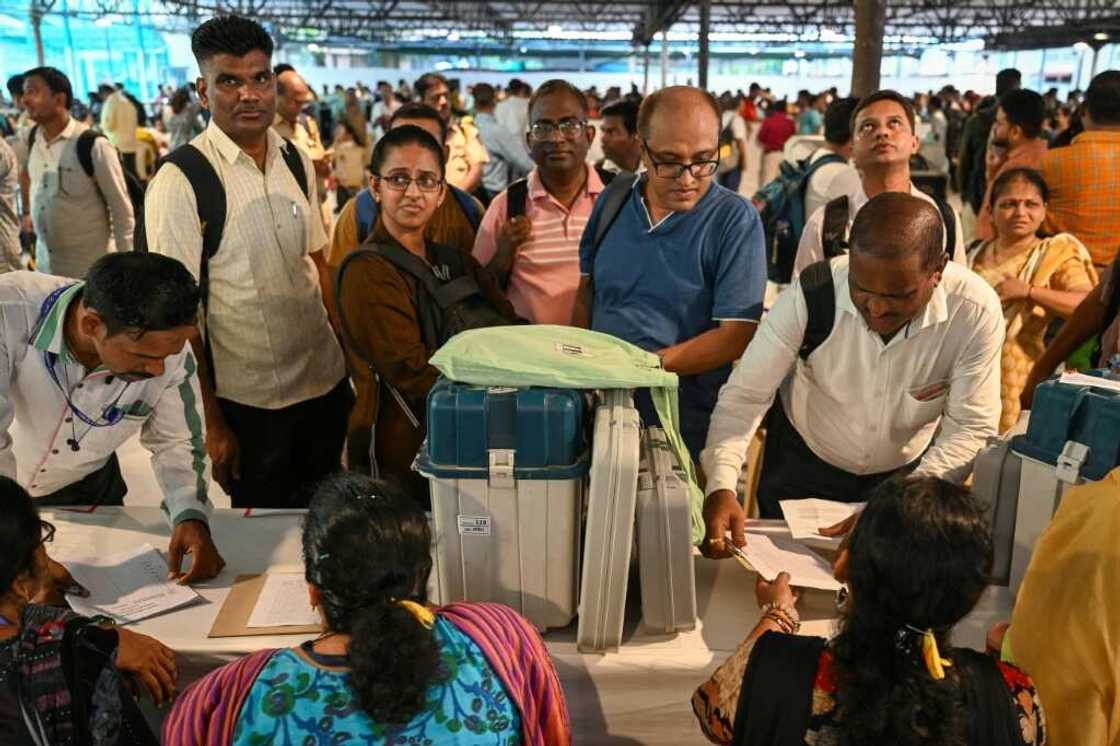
[144,15,349,509]
[21,68,134,278]
[793,90,965,279]
[495,78,530,138]
[0,253,224,584]
[370,80,400,140]
[701,193,1002,557]
[98,84,139,177]
[802,96,862,220]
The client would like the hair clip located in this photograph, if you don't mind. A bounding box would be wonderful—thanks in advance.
[904,625,952,680]
[317,552,331,561]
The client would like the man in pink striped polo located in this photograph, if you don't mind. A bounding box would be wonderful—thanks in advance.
[473,79,608,325]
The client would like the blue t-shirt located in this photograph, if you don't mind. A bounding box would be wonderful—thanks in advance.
[580,178,766,455]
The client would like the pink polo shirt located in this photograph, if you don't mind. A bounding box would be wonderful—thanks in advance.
[473,167,604,324]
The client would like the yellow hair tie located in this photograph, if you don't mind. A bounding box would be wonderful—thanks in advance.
[908,625,953,680]
[397,599,436,630]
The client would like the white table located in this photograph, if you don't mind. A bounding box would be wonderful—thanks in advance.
[45,509,1012,745]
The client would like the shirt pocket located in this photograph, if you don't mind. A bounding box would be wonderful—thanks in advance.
[899,379,950,427]
[58,164,96,199]
[120,400,155,421]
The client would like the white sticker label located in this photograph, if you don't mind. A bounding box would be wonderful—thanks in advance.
[555,342,593,358]
[458,515,491,536]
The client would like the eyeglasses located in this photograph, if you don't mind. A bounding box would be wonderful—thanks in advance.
[377,173,444,193]
[39,520,55,545]
[642,142,720,180]
[529,118,588,141]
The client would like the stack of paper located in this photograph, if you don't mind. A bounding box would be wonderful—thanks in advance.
[62,543,201,624]
[247,572,320,628]
[1058,371,1120,394]
[779,498,864,544]
[742,532,842,591]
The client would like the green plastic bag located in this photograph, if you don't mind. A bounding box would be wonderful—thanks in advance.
[430,325,707,544]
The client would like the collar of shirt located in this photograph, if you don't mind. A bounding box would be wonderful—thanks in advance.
[207,117,286,169]
[834,260,950,344]
[29,281,84,362]
[527,165,604,209]
[1070,130,1120,147]
[634,175,720,234]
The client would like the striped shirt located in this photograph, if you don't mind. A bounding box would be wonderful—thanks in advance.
[144,119,345,410]
[0,273,211,527]
[473,167,604,324]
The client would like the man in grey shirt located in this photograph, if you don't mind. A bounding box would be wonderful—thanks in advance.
[0,137,20,272]
[20,67,133,278]
[473,82,535,200]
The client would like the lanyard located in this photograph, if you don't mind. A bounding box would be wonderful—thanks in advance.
[36,285,129,430]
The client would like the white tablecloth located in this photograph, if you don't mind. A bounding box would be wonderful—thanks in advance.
[44,508,1012,745]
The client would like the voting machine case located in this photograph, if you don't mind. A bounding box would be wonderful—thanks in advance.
[577,389,642,652]
[416,380,589,631]
[636,427,697,633]
[972,374,1120,593]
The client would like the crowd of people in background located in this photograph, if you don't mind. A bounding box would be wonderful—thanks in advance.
[0,10,1117,745]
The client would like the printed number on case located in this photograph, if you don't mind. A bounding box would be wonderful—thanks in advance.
[458,515,491,536]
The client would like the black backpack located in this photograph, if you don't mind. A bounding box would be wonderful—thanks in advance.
[336,242,513,356]
[820,193,957,261]
[29,125,146,242]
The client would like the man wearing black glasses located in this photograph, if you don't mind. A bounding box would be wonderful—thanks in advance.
[573,85,766,465]
[473,79,607,326]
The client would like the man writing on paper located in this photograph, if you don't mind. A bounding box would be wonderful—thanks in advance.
[0,253,224,586]
[700,193,1003,557]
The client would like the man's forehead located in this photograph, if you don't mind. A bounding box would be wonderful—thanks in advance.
[530,92,584,122]
[205,51,271,76]
[856,101,908,122]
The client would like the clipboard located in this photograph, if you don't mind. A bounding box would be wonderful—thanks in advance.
[208,574,322,638]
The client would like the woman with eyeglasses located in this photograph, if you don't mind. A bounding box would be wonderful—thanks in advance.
[165,472,571,745]
[692,477,1046,746]
[333,125,518,495]
[0,476,175,745]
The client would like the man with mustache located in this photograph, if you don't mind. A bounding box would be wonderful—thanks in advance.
[144,15,350,510]
[473,79,605,325]
[792,90,966,278]
[0,252,224,586]
[701,194,1002,557]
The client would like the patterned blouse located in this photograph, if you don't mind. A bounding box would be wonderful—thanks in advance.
[233,616,521,745]
[693,637,1047,745]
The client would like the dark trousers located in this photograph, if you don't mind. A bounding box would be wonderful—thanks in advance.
[756,399,916,518]
[219,379,353,509]
[36,454,127,508]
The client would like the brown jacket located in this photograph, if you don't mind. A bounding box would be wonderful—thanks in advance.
[337,230,518,497]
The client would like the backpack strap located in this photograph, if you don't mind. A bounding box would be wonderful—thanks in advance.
[506,178,529,221]
[594,163,617,187]
[279,138,310,201]
[27,124,37,151]
[76,130,101,179]
[821,195,850,259]
[588,171,639,269]
[798,260,836,361]
[355,188,378,244]
[932,195,957,256]
[431,275,483,309]
[450,185,483,231]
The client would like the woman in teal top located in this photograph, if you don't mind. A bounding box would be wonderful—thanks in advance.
[165,473,570,746]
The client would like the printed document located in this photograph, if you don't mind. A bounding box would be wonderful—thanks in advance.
[247,572,320,628]
[742,532,842,591]
[62,543,200,623]
[780,498,865,544]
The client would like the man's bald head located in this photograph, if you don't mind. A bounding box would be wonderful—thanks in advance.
[637,86,721,140]
[850,193,945,270]
[275,68,312,124]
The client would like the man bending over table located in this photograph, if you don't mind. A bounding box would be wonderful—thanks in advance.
[0,252,224,588]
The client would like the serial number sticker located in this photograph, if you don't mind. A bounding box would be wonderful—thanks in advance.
[458,515,491,536]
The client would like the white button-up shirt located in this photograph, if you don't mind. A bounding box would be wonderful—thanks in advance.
[0,272,212,526]
[702,257,1003,495]
[144,120,344,409]
[792,181,967,279]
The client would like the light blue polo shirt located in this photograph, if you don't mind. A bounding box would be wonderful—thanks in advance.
[581,177,766,459]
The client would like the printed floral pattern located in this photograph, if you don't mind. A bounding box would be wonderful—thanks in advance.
[234,617,521,745]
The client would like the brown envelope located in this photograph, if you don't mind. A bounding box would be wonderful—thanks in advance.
[208,574,322,638]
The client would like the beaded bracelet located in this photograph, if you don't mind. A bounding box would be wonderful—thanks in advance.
[759,601,801,634]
